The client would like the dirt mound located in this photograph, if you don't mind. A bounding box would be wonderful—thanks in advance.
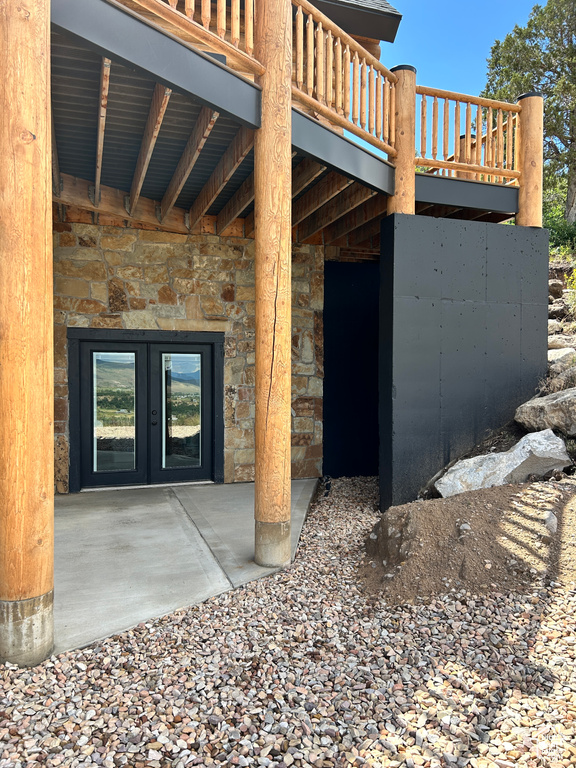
[362,478,576,605]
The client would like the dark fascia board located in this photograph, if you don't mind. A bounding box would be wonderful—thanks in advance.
[292,108,394,195]
[313,0,401,42]
[415,172,519,214]
[51,0,261,128]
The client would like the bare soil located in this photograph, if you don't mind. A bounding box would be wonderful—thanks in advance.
[362,477,576,605]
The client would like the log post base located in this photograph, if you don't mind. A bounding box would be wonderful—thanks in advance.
[0,592,54,666]
[255,521,291,567]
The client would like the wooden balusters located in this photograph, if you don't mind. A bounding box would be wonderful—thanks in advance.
[334,37,342,114]
[184,0,193,18]
[245,0,254,56]
[201,0,210,29]
[231,0,240,47]
[295,6,304,90]
[360,58,367,130]
[352,51,359,125]
[343,45,350,120]
[383,79,390,144]
[420,95,427,159]
[326,30,333,108]
[315,23,324,103]
[216,0,225,38]
[432,96,438,160]
[306,13,314,96]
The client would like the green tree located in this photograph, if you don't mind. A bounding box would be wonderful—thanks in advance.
[483,0,576,222]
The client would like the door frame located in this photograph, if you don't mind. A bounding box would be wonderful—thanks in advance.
[68,328,225,492]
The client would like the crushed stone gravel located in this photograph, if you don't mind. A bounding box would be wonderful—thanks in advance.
[1,476,576,768]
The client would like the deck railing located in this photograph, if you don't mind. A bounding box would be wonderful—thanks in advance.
[415,86,521,184]
[291,0,397,159]
[107,0,543,223]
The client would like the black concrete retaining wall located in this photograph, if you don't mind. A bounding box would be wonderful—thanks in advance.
[380,214,549,509]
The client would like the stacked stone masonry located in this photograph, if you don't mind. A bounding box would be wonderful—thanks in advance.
[52,220,324,492]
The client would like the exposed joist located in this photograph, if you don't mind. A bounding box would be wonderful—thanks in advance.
[56,172,242,237]
[216,173,254,235]
[292,172,353,228]
[189,126,254,230]
[345,217,382,247]
[51,111,61,197]
[329,195,388,246]
[160,106,219,222]
[128,83,172,216]
[292,157,326,197]
[298,183,377,243]
[94,57,111,207]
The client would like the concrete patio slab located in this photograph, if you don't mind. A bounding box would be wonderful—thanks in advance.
[53,479,317,654]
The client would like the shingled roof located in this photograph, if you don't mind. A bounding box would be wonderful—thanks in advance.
[314,0,402,42]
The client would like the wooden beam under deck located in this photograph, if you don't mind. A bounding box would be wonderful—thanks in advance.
[300,185,379,244]
[128,83,172,216]
[57,173,242,237]
[189,126,254,230]
[216,172,255,234]
[160,105,219,222]
[326,194,387,246]
[94,57,111,208]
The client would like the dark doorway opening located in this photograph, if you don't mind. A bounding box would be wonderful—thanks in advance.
[323,261,380,478]
[68,329,224,491]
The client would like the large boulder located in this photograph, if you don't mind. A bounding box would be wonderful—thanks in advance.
[548,319,562,334]
[549,335,576,350]
[549,348,576,376]
[547,365,576,393]
[549,279,564,299]
[435,429,570,498]
[515,388,576,436]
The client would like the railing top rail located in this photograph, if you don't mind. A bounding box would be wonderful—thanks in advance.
[292,0,398,83]
[416,84,522,113]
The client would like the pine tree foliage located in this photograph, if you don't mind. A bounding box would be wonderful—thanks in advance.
[483,0,576,223]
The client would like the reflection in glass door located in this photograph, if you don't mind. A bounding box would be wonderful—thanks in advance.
[162,353,202,469]
[93,352,137,472]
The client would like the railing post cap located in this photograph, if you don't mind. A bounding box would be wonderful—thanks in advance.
[517,91,544,102]
[390,64,417,75]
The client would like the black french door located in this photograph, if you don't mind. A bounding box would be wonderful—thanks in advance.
[70,331,223,490]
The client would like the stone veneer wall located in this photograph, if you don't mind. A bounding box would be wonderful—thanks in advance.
[52,222,323,492]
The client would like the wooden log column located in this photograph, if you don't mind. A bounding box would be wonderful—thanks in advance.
[388,66,417,215]
[516,92,544,228]
[0,0,54,665]
[253,0,292,566]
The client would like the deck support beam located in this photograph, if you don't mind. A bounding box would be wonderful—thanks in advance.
[253,0,292,566]
[0,0,54,665]
[516,92,543,228]
[388,65,416,215]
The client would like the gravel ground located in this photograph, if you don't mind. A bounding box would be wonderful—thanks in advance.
[2,477,576,768]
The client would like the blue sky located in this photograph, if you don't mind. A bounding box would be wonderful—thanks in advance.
[381,0,537,98]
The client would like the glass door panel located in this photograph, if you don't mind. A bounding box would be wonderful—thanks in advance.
[150,344,212,484]
[162,353,202,469]
[79,341,148,488]
[93,352,137,472]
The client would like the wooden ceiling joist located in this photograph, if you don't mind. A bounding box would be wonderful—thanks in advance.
[328,195,388,246]
[188,125,254,230]
[292,172,353,228]
[345,216,382,247]
[160,105,219,222]
[292,158,326,197]
[56,172,242,236]
[128,83,172,216]
[94,57,111,207]
[298,183,377,243]
[216,172,254,234]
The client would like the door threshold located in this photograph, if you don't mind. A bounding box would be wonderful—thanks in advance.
[80,480,215,492]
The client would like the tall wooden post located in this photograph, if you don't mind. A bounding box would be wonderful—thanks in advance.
[516,92,544,228]
[253,0,292,566]
[0,0,54,665]
[388,66,417,216]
